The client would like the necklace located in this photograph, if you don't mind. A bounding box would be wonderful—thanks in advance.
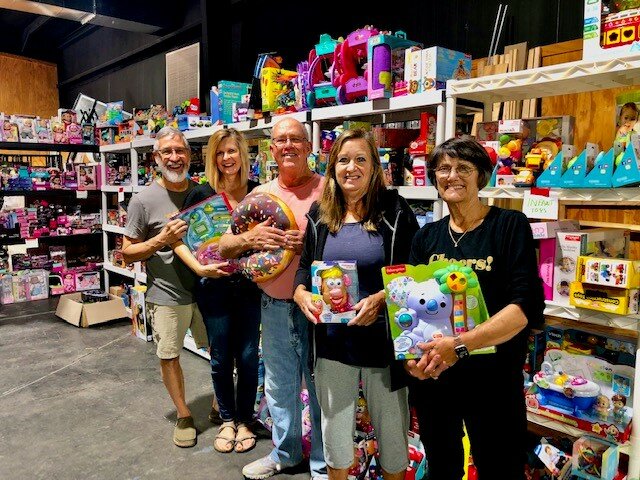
[448,206,489,248]
[448,222,471,248]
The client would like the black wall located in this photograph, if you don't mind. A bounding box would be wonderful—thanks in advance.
[58,0,584,114]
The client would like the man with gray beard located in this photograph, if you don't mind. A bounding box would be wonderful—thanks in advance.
[122,126,207,448]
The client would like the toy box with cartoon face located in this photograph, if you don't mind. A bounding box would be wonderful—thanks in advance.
[311,261,359,324]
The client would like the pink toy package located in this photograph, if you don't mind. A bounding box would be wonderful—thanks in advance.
[67,123,83,144]
[332,26,379,104]
[0,274,14,304]
[76,163,101,190]
[62,271,76,293]
[75,271,100,291]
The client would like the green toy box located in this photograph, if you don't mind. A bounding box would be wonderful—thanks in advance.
[382,261,493,360]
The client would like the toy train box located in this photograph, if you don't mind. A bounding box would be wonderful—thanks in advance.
[382,260,493,360]
[310,260,359,324]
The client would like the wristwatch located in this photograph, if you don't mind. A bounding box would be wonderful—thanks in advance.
[453,336,470,360]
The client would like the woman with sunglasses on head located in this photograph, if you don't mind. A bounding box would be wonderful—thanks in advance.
[406,136,544,479]
[172,128,261,454]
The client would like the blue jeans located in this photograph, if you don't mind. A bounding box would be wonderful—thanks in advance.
[261,294,327,478]
[197,278,261,423]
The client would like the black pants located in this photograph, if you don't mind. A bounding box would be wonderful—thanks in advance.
[410,352,528,480]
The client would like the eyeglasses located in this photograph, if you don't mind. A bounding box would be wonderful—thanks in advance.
[433,164,477,178]
[157,147,189,158]
[272,136,307,147]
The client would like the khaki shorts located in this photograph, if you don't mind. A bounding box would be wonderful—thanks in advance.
[147,302,208,359]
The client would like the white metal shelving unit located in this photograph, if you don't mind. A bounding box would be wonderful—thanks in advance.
[99,142,147,299]
[445,55,640,479]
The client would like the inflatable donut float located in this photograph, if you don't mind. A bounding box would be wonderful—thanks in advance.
[231,192,297,283]
[194,238,239,274]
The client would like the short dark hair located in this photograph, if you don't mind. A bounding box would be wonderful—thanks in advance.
[428,136,493,188]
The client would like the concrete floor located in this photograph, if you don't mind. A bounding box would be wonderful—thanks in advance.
[0,298,312,480]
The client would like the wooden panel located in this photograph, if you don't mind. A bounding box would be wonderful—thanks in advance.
[539,39,582,58]
[0,53,58,118]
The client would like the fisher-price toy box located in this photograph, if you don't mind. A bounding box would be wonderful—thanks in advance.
[583,0,640,61]
[552,229,630,307]
[530,220,580,301]
[525,327,634,444]
[382,261,493,360]
[310,261,359,324]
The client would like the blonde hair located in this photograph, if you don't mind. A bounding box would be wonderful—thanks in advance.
[205,128,249,192]
[319,129,386,233]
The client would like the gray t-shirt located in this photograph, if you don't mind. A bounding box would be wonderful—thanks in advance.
[124,181,197,305]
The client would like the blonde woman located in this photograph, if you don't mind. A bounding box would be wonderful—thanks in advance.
[173,128,261,454]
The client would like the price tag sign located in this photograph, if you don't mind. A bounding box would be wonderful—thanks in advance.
[118,187,125,203]
[76,190,88,199]
[523,191,558,220]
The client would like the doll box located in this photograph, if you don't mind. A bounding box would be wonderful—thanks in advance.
[310,260,359,324]
[56,292,128,328]
[75,163,101,190]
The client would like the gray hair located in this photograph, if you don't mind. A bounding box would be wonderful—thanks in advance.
[153,126,190,152]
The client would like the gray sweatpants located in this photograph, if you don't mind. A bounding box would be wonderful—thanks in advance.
[315,357,410,473]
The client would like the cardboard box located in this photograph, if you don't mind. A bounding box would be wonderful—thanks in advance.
[56,292,128,328]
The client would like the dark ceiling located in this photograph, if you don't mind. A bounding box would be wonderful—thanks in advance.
[0,0,185,63]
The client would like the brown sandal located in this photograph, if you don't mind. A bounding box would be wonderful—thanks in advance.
[214,421,236,453]
[234,423,257,453]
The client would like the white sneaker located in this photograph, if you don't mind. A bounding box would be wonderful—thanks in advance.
[242,455,282,479]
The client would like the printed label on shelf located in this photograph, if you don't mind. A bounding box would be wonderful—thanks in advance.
[76,190,88,199]
[118,189,125,202]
